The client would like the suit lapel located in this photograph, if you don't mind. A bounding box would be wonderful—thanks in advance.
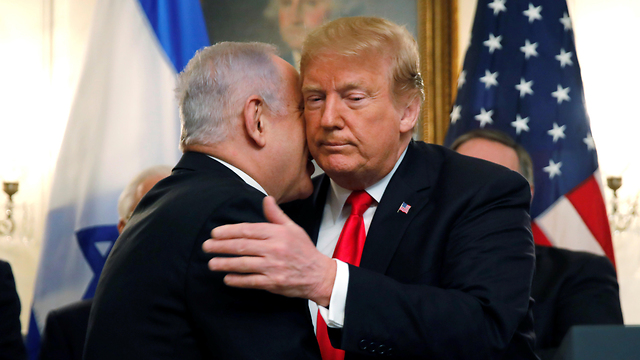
[302,174,331,245]
[360,141,437,274]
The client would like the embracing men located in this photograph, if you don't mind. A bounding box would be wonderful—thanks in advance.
[204,16,538,360]
[87,16,537,360]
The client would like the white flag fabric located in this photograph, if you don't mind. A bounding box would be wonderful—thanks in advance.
[26,0,209,357]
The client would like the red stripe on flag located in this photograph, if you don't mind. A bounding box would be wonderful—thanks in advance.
[565,175,615,267]
[532,222,552,246]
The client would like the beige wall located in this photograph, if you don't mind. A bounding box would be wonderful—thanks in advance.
[0,0,98,332]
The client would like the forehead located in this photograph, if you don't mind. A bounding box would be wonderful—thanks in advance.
[456,138,520,172]
[302,54,391,90]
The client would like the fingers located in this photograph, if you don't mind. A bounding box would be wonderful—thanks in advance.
[208,254,266,273]
[202,239,265,256]
[262,196,294,226]
[208,196,293,240]
[210,222,272,240]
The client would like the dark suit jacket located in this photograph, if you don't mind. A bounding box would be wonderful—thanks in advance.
[0,260,26,360]
[39,299,92,360]
[531,245,623,360]
[84,152,320,360]
[285,141,538,359]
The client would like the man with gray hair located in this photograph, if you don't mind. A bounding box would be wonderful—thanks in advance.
[38,164,171,360]
[84,42,319,359]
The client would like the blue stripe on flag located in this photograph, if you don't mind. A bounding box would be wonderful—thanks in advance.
[137,0,210,72]
[27,1,210,359]
[77,225,119,299]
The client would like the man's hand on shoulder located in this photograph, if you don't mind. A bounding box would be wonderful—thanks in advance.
[203,196,336,306]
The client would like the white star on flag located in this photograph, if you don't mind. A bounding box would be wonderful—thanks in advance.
[555,48,573,68]
[515,78,534,98]
[543,159,562,179]
[583,133,596,150]
[484,33,503,53]
[560,12,572,31]
[551,84,571,104]
[475,108,494,128]
[488,0,507,15]
[523,3,543,23]
[520,40,539,59]
[457,70,466,89]
[547,122,567,142]
[511,115,530,135]
[479,70,499,88]
[450,105,462,124]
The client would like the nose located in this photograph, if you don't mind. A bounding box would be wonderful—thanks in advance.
[319,94,344,129]
[290,0,303,22]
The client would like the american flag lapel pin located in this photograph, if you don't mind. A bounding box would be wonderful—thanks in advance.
[398,202,411,214]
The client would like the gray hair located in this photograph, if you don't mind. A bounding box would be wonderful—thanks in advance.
[117,165,172,221]
[176,42,286,150]
[450,129,534,186]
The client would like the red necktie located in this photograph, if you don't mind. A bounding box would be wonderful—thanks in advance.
[317,191,374,360]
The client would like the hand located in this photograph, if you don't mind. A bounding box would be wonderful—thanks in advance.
[202,196,337,306]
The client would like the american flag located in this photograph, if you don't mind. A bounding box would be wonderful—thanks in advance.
[444,0,615,265]
[398,202,412,214]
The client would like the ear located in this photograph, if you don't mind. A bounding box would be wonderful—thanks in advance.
[399,95,421,134]
[117,219,126,234]
[243,95,268,148]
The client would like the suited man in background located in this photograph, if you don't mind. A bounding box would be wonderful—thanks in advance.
[452,129,624,360]
[38,165,171,360]
[0,259,26,360]
[84,42,320,359]
[204,17,537,359]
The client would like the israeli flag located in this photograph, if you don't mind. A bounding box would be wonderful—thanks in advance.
[26,0,208,357]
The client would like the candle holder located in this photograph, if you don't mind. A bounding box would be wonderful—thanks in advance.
[607,176,638,232]
[0,181,19,236]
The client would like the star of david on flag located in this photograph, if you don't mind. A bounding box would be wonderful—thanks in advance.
[26,1,209,358]
[444,0,614,265]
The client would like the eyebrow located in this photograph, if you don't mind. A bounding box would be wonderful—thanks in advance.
[302,82,367,94]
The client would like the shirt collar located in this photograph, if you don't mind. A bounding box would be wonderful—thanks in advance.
[327,146,408,222]
[207,155,268,196]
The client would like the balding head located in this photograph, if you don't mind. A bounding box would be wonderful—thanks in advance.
[117,165,172,233]
[452,129,534,197]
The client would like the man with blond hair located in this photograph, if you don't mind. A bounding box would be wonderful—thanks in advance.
[85,42,320,359]
[204,17,537,359]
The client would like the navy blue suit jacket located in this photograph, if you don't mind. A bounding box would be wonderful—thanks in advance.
[0,260,26,360]
[39,299,92,360]
[285,141,538,359]
[85,152,321,360]
[532,245,623,359]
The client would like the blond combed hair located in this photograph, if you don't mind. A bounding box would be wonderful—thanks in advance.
[300,16,424,103]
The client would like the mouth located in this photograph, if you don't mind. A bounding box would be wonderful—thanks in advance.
[320,140,351,149]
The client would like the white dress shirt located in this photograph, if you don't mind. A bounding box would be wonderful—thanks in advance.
[310,147,408,331]
[207,155,267,195]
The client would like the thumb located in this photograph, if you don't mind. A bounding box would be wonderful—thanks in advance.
[263,196,293,225]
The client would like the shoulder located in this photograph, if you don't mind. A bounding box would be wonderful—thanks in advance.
[0,260,17,289]
[0,259,11,274]
[536,246,616,277]
[47,299,93,323]
[405,141,532,208]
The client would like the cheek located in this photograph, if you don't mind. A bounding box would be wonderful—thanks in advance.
[279,11,293,27]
